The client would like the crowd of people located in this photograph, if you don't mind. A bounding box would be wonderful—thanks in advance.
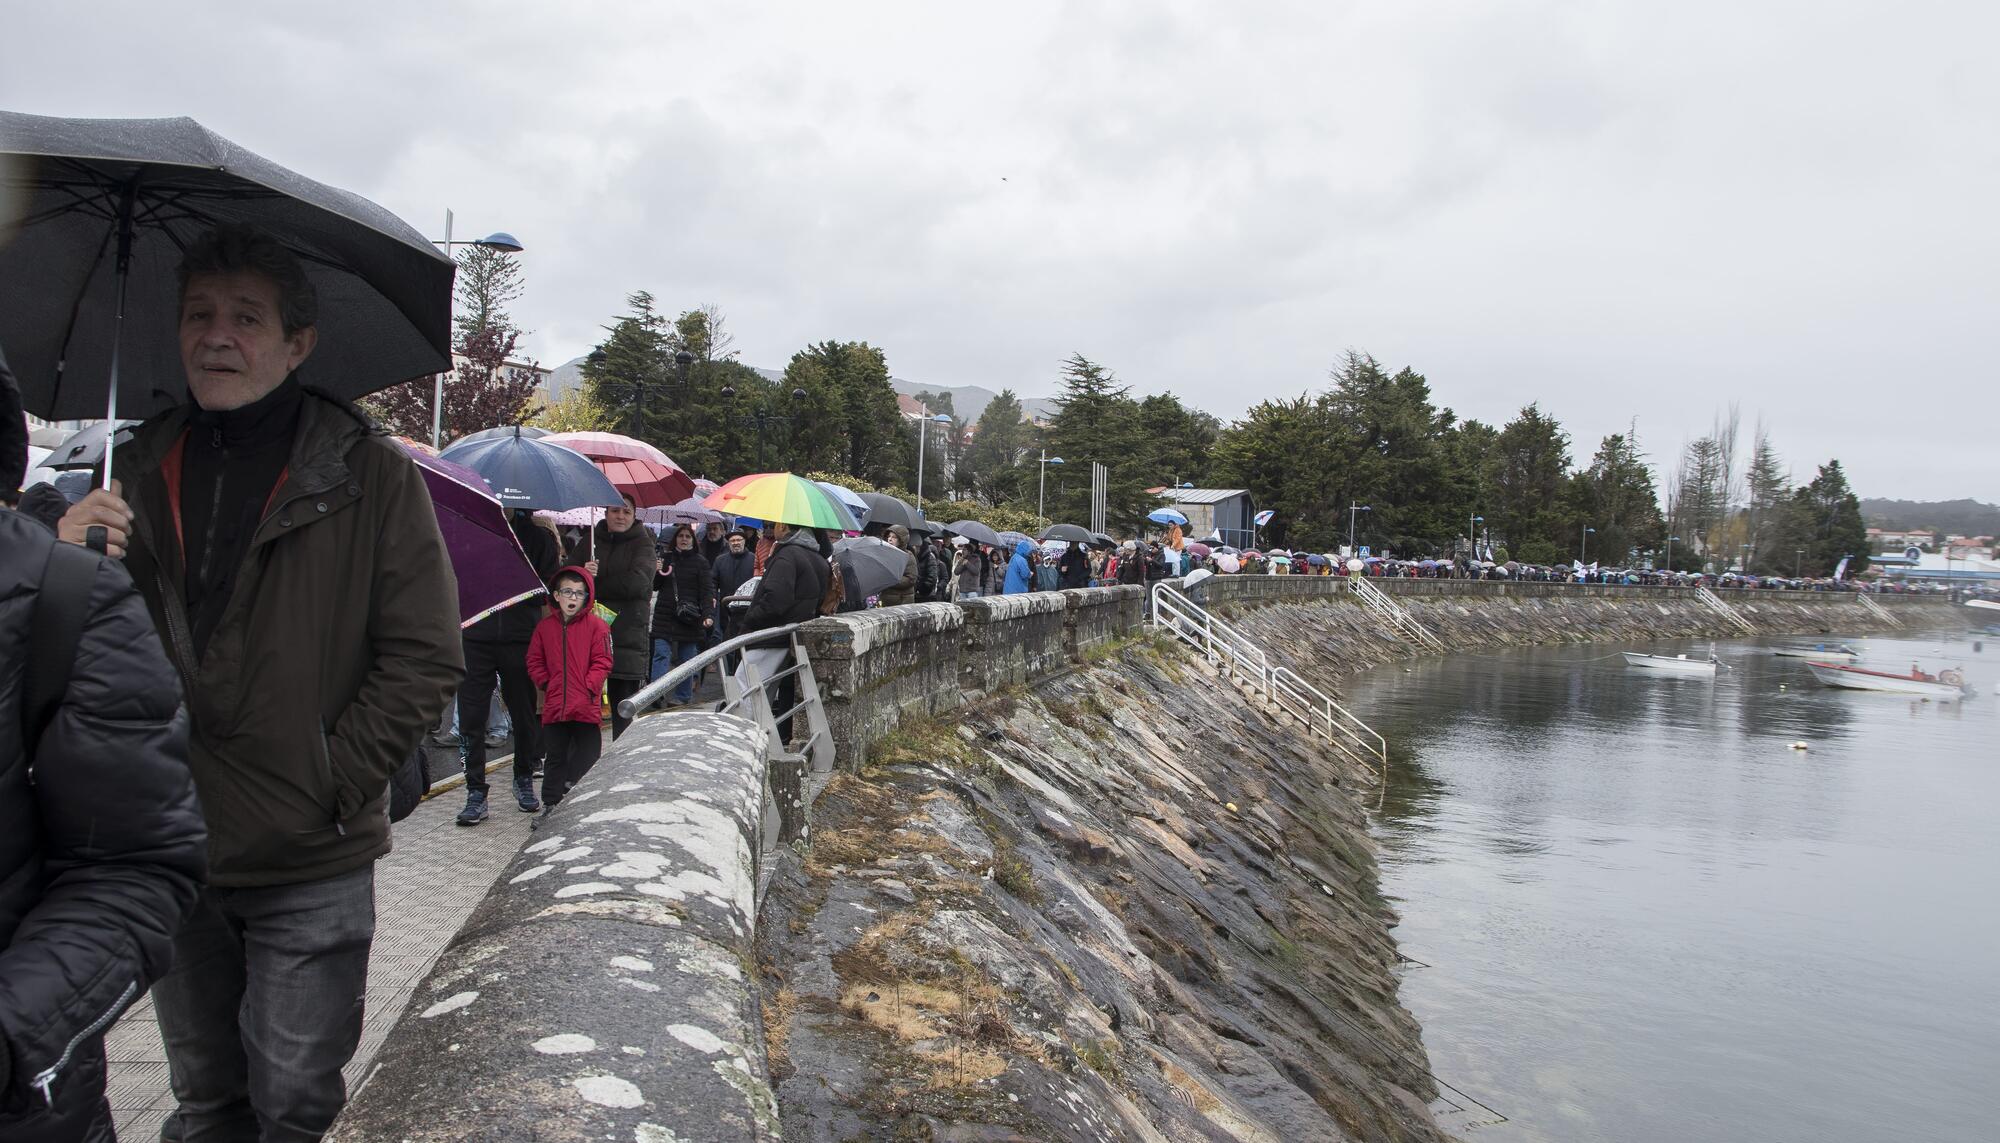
[0,221,1960,1143]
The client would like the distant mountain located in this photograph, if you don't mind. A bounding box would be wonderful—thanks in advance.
[1859,498,2000,535]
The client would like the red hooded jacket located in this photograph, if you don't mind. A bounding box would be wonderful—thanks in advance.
[526,566,613,725]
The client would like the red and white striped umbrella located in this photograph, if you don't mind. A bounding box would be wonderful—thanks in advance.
[541,431,695,508]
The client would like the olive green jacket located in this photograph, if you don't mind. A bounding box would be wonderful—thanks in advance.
[115,390,463,887]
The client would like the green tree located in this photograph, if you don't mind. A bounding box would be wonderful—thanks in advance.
[1742,424,1788,573]
[783,341,903,482]
[1042,354,1149,528]
[1487,403,1573,564]
[1566,429,1663,565]
[1776,460,1870,577]
[453,244,526,348]
[581,290,671,441]
[960,389,1031,505]
[1209,395,1341,549]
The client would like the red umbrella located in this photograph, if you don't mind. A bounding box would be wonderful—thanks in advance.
[541,430,695,508]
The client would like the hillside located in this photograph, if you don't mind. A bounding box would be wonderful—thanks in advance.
[1860,498,2000,535]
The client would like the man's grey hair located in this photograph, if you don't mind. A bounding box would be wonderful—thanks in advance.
[177,224,319,335]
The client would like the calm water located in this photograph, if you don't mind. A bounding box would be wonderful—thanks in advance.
[1353,628,2000,1143]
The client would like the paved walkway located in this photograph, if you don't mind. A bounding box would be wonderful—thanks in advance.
[105,766,534,1140]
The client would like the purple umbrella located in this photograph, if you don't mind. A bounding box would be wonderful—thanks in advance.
[403,443,547,628]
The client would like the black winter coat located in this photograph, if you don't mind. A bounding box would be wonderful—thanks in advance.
[742,529,830,631]
[651,547,717,641]
[1,511,207,1143]
[713,549,757,601]
[1058,546,1091,589]
[592,521,656,681]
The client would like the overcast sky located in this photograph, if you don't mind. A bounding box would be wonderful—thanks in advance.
[9,1,1995,501]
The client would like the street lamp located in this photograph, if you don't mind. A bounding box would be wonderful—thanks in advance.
[1795,548,1805,578]
[1665,534,1680,571]
[1347,502,1371,554]
[915,408,952,503]
[1580,524,1596,564]
[1037,452,1064,527]
[720,384,807,470]
[428,209,524,448]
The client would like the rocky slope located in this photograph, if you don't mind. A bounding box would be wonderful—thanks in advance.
[757,636,1447,1142]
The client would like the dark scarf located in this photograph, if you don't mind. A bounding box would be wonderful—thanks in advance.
[182,375,303,660]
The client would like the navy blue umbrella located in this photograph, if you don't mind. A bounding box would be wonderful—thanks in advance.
[439,428,621,510]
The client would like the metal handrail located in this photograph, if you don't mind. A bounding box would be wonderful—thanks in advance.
[1691,585,1758,634]
[1855,592,1902,628]
[1347,576,1448,652]
[617,622,805,722]
[1151,582,1391,788]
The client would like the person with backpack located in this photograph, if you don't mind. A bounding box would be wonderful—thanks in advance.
[3,348,209,1143]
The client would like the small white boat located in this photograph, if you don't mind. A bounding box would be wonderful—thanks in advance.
[1623,652,1719,675]
[1773,643,1860,661]
[1806,661,1969,700]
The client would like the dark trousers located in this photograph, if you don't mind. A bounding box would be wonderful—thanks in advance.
[542,721,603,806]
[458,638,541,791]
[607,677,642,739]
[153,866,375,1143]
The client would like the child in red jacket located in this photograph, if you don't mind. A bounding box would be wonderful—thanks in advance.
[526,566,613,810]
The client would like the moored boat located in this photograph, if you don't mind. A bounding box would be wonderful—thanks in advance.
[1805,661,1969,700]
[1622,652,1719,675]
[1773,643,1860,661]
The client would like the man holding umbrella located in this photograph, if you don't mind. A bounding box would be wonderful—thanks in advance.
[55,225,462,1141]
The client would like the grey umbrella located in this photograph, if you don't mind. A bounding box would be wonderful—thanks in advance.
[0,111,455,434]
[945,519,1003,548]
[1090,531,1117,549]
[858,492,923,531]
[997,531,1033,550]
[831,535,912,600]
[1040,523,1093,544]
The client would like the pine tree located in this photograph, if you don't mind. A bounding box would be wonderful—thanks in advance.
[452,245,526,348]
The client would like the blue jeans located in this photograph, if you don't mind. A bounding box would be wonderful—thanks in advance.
[651,637,703,703]
[153,866,375,1142]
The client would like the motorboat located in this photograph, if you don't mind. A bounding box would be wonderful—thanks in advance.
[1622,652,1719,675]
[1773,643,1860,661]
[1805,661,1969,700]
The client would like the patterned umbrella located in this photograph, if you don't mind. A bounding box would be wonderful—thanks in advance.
[702,472,861,531]
[541,430,695,508]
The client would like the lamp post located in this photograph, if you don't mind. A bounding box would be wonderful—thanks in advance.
[720,385,806,470]
[1665,534,1680,571]
[1469,513,1483,558]
[428,210,524,449]
[915,406,952,504]
[1739,543,1751,574]
[1037,452,1065,527]
[1795,548,1805,578]
[1580,524,1596,564]
[1347,502,1371,554]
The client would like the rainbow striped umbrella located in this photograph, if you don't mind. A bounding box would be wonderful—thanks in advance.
[702,472,861,531]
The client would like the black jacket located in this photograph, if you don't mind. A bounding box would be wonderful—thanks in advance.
[713,548,757,601]
[652,547,717,641]
[467,514,560,645]
[592,520,655,681]
[742,529,829,632]
[1058,546,1091,589]
[1,511,207,1143]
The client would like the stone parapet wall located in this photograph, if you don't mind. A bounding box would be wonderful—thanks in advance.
[1064,583,1145,657]
[797,603,964,774]
[333,713,776,1141]
[958,591,1072,696]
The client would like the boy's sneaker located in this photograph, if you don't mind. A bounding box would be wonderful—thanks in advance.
[514,776,541,813]
[456,789,488,826]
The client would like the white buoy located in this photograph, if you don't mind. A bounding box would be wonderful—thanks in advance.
[1788,741,1809,751]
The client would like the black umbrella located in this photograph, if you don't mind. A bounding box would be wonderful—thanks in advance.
[0,111,455,435]
[1090,531,1116,549]
[831,535,912,600]
[909,519,943,538]
[439,428,621,511]
[858,491,923,531]
[455,424,550,446]
[1040,523,1093,544]
[945,519,1002,548]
